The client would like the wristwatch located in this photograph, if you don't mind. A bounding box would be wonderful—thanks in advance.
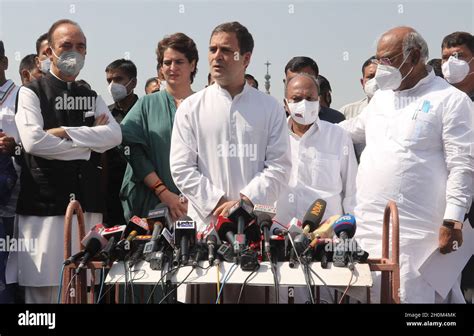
[442,219,463,230]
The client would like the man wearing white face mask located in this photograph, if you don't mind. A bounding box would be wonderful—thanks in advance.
[8,19,121,303]
[275,72,357,303]
[340,26,474,303]
[441,31,474,304]
[277,72,357,224]
[104,59,138,227]
[105,59,138,123]
[340,56,379,162]
[340,56,378,120]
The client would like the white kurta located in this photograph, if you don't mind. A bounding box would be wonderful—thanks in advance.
[6,74,122,286]
[170,83,291,230]
[275,116,357,225]
[340,70,474,303]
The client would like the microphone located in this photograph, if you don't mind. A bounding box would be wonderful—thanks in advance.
[302,199,327,234]
[99,225,127,264]
[115,230,138,261]
[143,221,164,258]
[227,199,255,255]
[202,222,221,266]
[280,218,304,268]
[257,213,273,259]
[73,223,107,271]
[127,235,152,267]
[123,216,150,239]
[192,231,206,267]
[332,214,357,267]
[333,214,357,240]
[114,216,149,261]
[216,215,237,247]
[146,204,172,231]
[253,204,277,218]
[174,216,196,266]
[76,224,108,274]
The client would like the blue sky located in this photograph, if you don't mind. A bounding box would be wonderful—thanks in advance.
[0,0,472,108]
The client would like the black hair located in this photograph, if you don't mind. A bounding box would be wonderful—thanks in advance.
[211,21,254,55]
[36,33,48,55]
[19,54,37,74]
[442,32,474,53]
[105,59,137,79]
[284,56,319,77]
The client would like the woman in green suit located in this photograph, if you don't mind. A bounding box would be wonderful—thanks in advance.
[120,32,198,222]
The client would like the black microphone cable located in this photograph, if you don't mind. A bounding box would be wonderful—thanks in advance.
[237,264,260,304]
[267,251,280,304]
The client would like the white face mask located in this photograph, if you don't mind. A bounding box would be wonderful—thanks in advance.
[51,49,85,77]
[39,58,51,74]
[442,55,474,84]
[374,51,413,91]
[108,78,134,102]
[364,78,379,99]
[286,99,320,125]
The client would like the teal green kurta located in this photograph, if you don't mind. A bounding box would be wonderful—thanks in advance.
[120,90,180,221]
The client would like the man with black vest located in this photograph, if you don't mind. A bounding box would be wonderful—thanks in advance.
[8,19,121,303]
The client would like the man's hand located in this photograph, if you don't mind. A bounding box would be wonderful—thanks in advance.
[439,223,463,254]
[0,132,17,155]
[93,114,109,126]
[158,189,188,222]
[213,199,239,218]
[47,127,70,139]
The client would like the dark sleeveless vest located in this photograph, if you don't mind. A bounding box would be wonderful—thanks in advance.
[15,73,104,216]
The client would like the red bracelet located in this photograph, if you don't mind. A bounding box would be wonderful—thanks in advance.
[151,180,163,191]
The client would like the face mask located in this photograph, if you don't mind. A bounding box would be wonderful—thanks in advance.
[51,49,85,77]
[39,58,51,74]
[286,99,320,125]
[364,78,379,98]
[442,55,473,84]
[374,51,413,91]
[108,78,134,102]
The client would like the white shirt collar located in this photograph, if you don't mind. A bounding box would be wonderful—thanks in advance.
[213,81,251,100]
[287,115,320,140]
[395,68,434,96]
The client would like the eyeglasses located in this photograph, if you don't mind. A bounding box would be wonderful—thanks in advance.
[372,51,404,66]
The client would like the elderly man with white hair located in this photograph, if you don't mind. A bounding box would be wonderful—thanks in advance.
[340,26,474,303]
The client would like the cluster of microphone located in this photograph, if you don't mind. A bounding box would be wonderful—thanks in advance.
[64,199,369,273]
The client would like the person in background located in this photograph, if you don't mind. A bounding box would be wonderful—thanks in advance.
[284,56,345,123]
[104,59,139,226]
[245,73,258,89]
[145,77,160,94]
[35,33,50,75]
[0,40,20,304]
[316,74,332,108]
[339,56,378,162]
[19,54,43,85]
[340,56,378,120]
[441,31,474,304]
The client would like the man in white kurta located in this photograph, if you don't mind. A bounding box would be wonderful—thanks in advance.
[275,73,357,303]
[170,22,290,303]
[340,27,474,303]
[6,20,121,303]
[170,24,290,230]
